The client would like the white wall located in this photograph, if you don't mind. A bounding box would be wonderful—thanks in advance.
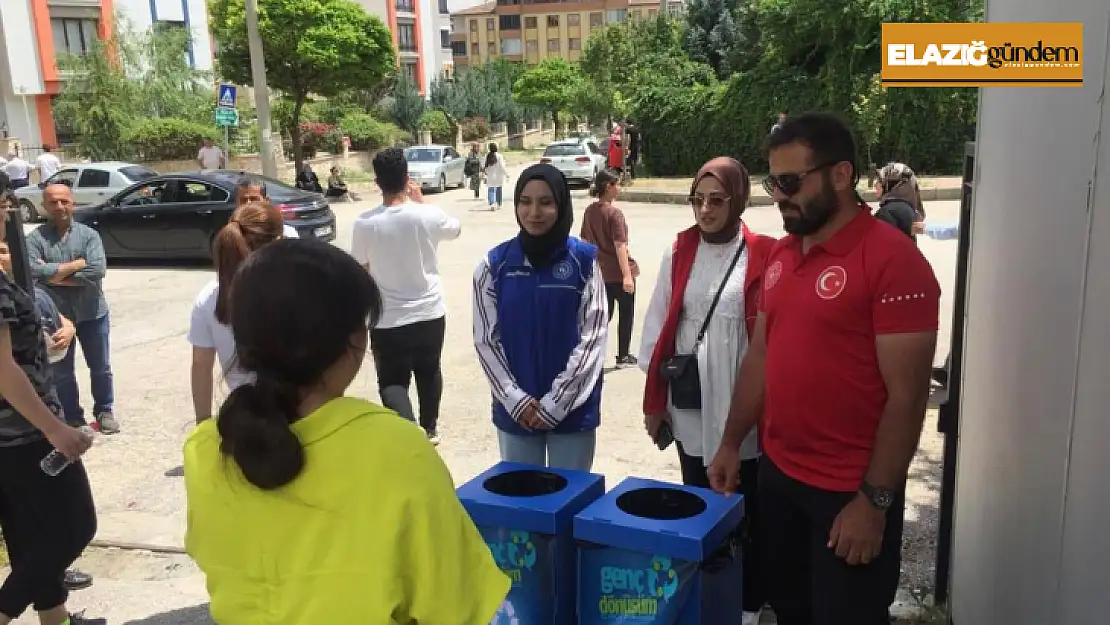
[115,0,213,71]
[419,0,437,95]
[0,0,45,95]
[951,2,1110,624]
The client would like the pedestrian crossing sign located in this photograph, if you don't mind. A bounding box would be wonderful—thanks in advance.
[218,84,236,109]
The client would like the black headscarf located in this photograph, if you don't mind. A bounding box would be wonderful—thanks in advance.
[514,164,573,268]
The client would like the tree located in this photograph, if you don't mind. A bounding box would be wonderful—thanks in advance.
[390,76,426,134]
[52,18,213,160]
[683,0,743,78]
[209,0,396,170]
[512,58,581,135]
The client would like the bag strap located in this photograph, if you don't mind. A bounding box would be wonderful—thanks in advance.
[691,237,747,351]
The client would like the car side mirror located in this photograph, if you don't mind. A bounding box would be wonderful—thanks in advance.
[37,182,46,189]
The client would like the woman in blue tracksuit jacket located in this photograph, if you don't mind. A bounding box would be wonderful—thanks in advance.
[472,163,608,471]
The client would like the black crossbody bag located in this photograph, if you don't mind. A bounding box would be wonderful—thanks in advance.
[660,238,747,410]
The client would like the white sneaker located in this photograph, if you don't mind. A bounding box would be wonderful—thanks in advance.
[426,431,440,446]
[742,610,762,625]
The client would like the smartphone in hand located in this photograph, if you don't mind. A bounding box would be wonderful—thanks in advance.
[655,422,675,451]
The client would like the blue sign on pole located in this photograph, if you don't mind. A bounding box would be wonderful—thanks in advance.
[218,84,237,109]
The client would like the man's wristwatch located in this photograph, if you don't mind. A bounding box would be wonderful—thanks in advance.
[860,482,895,510]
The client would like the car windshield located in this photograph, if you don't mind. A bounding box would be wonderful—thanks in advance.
[405,148,443,163]
[119,166,158,182]
[544,144,586,157]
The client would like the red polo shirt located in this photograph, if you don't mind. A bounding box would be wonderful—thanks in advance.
[759,210,941,491]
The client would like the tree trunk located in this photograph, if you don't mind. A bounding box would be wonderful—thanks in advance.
[551,109,559,139]
[290,92,306,176]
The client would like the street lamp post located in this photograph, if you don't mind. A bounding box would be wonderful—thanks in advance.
[244,0,277,178]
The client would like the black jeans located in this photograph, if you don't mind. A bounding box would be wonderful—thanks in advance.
[604,282,635,359]
[370,316,446,434]
[759,457,904,625]
[0,438,97,618]
[676,442,766,612]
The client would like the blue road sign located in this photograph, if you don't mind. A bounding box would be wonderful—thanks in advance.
[218,84,237,108]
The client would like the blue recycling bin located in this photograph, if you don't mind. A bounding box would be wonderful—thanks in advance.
[574,477,745,625]
[457,461,605,625]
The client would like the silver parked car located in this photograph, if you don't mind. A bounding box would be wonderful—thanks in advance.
[404,145,467,193]
[539,140,606,187]
[15,161,158,222]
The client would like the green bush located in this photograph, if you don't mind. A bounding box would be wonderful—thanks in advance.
[460,116,491,142]
[416,109,455,144]
[339,113,406,150]
[122,118,222,161]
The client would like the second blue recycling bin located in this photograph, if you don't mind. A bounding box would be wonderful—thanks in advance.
[457,461,605,625]
[574,477,746,625]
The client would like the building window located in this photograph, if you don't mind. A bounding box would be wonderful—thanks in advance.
[396,0,415,11]
[440,29,451,48]
[568,37,580,50]
[524,16,537,28]
[401,62,418,83]
[567,13,580,26]
[630,9,641,21]
[546,38,559,52]
[606,9,626,23]
[497,0,521,4]
[51,18,100,57]
[398,23,417,52]
[648,8,657,18]
[487,18,496,30]
[501,38,523,54]
[471,42,480,55]
[547,15,559,27]
[438,0,449,13]
[452,41,468,56]
[470,19,478,32]
[526,39,538,52]
[488,42,497,55]
[499,15,521,30]
[588,12,603,28]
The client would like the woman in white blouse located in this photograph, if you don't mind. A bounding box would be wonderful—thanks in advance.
[482,143,508,211]
[187,202,285,423]
[638,157,776,625]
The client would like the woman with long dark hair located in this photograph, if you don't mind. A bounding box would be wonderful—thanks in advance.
[581,168,639,367]
[639,157,776,625]
[188,201,285,423]
[483,142,508,211]
[185,239,509,624]
[472,164,608,470]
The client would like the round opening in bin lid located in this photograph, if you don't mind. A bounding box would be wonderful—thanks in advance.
[483,469,569,497]
[616,487,707,520]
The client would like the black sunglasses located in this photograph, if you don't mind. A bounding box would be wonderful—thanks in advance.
[761,162,838,197]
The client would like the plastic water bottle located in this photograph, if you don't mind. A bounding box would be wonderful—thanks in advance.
[40,426,96,476]
[924,222,960,241]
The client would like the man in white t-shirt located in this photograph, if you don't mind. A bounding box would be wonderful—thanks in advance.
[197,139,225,171]
[234,176,298,238]
[2,153,31,189]
[350,147,461,444]
[35,146,62,182]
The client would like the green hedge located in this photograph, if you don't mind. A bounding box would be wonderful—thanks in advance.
[635,72,978,176]
[417,109,455,144]
[123,118,221,161]
[338,113,406,150]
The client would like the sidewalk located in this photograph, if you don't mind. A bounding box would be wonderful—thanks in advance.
[619,175,964,206]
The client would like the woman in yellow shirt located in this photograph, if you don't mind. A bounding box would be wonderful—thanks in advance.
[183,238,510,624]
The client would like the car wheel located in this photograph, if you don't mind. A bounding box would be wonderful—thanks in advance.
[437,174,446,194]
[18,200,38,223]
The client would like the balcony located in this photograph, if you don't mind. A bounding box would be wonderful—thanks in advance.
[395,0,415,13]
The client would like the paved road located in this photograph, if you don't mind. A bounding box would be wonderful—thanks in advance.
[11,189,960,623]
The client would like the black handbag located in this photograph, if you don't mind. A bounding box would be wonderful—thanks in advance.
[660,238,747,410]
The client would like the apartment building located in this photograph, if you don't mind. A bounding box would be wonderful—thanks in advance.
[0,0,213,149]
[356,0,454,96]
[450,0,682,71]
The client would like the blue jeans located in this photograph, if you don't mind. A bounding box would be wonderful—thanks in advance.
[496,429,596,471]
[54,314,114,422]
[487,186,503,207]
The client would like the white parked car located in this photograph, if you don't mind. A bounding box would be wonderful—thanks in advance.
[404,145,467,193]
[539,139,606,187]
[15,161,158,222]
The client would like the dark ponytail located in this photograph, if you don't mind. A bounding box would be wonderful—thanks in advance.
[217,375,304,490]
[213,238,382,490]
[590,168,620,198]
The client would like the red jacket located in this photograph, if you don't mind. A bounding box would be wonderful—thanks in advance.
[642,223,777,417]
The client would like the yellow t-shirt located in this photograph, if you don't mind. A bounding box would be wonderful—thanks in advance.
[184,397,510,624]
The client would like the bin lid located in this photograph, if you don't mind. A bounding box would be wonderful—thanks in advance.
[573,477,743,562]
[457,461,605,535]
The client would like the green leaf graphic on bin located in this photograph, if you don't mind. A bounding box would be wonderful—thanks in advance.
[650,556,679,600]
[508,531,537,569]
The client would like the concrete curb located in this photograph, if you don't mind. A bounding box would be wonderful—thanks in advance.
[619,185,963,206]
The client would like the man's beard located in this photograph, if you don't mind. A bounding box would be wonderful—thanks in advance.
[779,183,838,236]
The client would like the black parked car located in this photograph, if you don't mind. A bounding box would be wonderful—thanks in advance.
[74,170,337,260]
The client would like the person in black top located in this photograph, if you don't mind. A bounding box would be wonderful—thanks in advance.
[295,163,323,193]
[872,162,925,242]
[624,120,640,180]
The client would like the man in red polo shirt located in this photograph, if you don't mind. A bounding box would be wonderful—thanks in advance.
[708,112,940,625]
